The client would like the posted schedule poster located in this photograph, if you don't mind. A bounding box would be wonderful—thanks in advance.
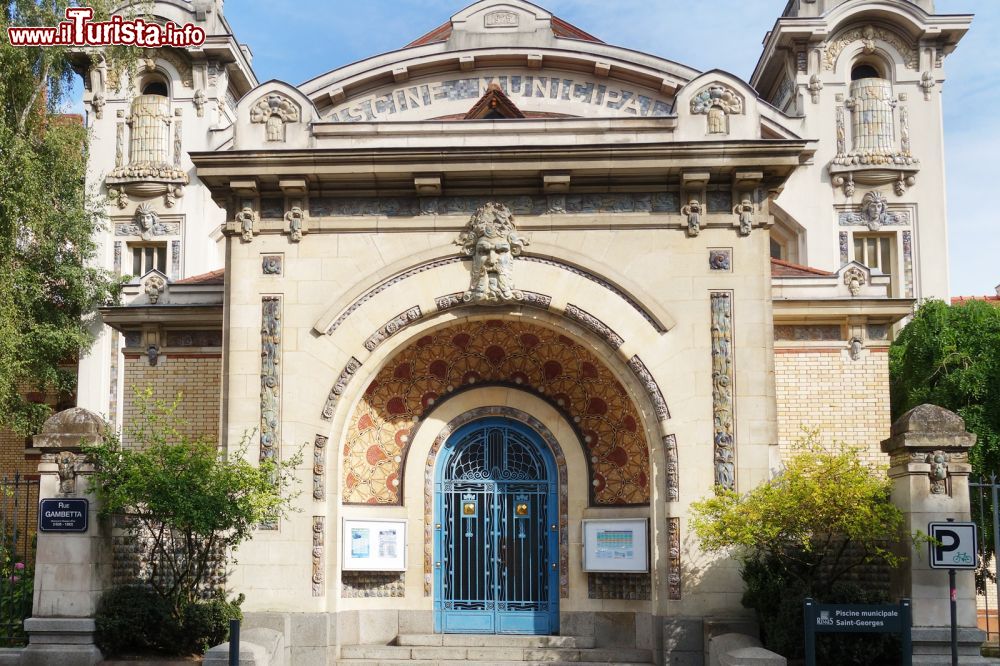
[342,518,407,571]
[582,518,649,572]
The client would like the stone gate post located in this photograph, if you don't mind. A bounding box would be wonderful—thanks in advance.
[21,408,111,666]
[881,404,987,664]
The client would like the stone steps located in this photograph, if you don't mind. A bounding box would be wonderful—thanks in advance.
[336,637,654,665]
[395,633,596,648]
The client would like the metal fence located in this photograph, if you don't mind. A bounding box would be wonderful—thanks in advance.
[971,475,1000,650]
[0,473,39,647]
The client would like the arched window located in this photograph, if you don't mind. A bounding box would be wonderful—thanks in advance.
[141,80,168,97]
[851,63,882,80]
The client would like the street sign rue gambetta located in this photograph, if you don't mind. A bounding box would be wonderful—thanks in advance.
[38,498,89,533]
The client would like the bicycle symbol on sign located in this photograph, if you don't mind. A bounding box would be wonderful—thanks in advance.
[953,552,973,565]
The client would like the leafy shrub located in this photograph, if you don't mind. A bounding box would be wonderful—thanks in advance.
[96,587,243,656]
[691,437,908,663]
[173,593,244,655]
[95,585,172,655]
[0,541,32,647]
[742,555,899,663]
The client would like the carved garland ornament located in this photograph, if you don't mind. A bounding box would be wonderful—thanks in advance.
[454,202,530,305]
[313,435,327,501]
[710,292,736,491]
[823,25,918,71]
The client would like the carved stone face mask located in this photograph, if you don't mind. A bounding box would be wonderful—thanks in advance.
[455,202,529,305]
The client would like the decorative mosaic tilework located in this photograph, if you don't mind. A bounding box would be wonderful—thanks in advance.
[774,325,842,342]
[262,255,282,275]
[420,406,569,598]
[588,572,651,600]
[260,298,281,467]
[707,190,732,214]
[309,192,680,218]
[343,319,651,506]
[664,434,679,502]
[341,571,405,598]
[839,231,849,266]
[260,197,284,220]
[709,249,731,271]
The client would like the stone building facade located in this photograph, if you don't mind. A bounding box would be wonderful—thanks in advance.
[42,0,977,660]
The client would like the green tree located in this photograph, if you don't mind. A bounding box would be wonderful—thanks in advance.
[890,299,1000,476]
[691,438,905,660]
[84,391,302,618]
[0,1,139,434]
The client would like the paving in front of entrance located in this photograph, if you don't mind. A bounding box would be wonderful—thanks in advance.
[336,633,654,665]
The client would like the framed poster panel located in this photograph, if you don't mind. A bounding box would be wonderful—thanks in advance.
[582,518,649,572]
[342,518,407,571]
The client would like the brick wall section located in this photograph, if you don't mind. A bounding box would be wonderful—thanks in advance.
[122,353,222,446]
[0,428,34,478]
[774,347,891,467]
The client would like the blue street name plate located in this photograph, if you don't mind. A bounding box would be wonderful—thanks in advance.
[813,603,902,633]
[39,498,89,533]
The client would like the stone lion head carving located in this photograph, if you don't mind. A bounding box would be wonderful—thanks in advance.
[454,202,530,304]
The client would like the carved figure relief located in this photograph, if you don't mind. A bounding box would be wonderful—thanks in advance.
[848,336,864,361]
[839,191,908,230]
[260,297,281,468]
[733,199,754,236]
[454,202,529,304]
[808,74,823,104]
[844,266,867,296]
[90,93,106,119]
[920,71,936,100]
[926,450,949,494]
[667,517,682,600]
[285,206,306,242]
[115,203,178,240]
[690,85,743,135]
[193,89,206,117]
[710,292,736,491]
[55,451,81,496]
[250,94,300,142]
[144,274,166,304]
[664,435,679,502]
[681,199,702,237]
[236,205,257,243]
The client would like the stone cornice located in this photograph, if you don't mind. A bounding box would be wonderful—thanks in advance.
[190,138,812,198]
[99,304,223,330]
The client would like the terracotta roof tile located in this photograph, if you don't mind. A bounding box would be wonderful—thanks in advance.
[770,258,834,277]
[951,295,1000,304]
[174,268,225,285]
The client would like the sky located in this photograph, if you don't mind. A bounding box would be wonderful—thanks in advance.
[216,0,998,297]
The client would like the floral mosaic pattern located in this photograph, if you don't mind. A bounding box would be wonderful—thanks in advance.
[343,319,651,506]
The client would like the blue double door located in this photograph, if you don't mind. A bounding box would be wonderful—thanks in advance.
[434,418,559,634]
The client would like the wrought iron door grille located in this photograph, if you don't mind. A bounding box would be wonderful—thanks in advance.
[436,420,558,634]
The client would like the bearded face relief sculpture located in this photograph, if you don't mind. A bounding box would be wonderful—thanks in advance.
[455,202,529,305]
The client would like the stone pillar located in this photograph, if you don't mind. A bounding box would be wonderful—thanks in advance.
[21,408,111,666]
[881,404,988,665]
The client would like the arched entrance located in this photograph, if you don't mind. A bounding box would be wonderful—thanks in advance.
[433,417,559,635]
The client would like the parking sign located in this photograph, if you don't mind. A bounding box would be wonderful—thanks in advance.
[928,522,977,570]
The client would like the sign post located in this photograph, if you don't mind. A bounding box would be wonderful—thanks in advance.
[928,520,978,666]
[803,598,911,666]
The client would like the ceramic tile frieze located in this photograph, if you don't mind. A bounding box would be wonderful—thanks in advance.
[260,297,281,467]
